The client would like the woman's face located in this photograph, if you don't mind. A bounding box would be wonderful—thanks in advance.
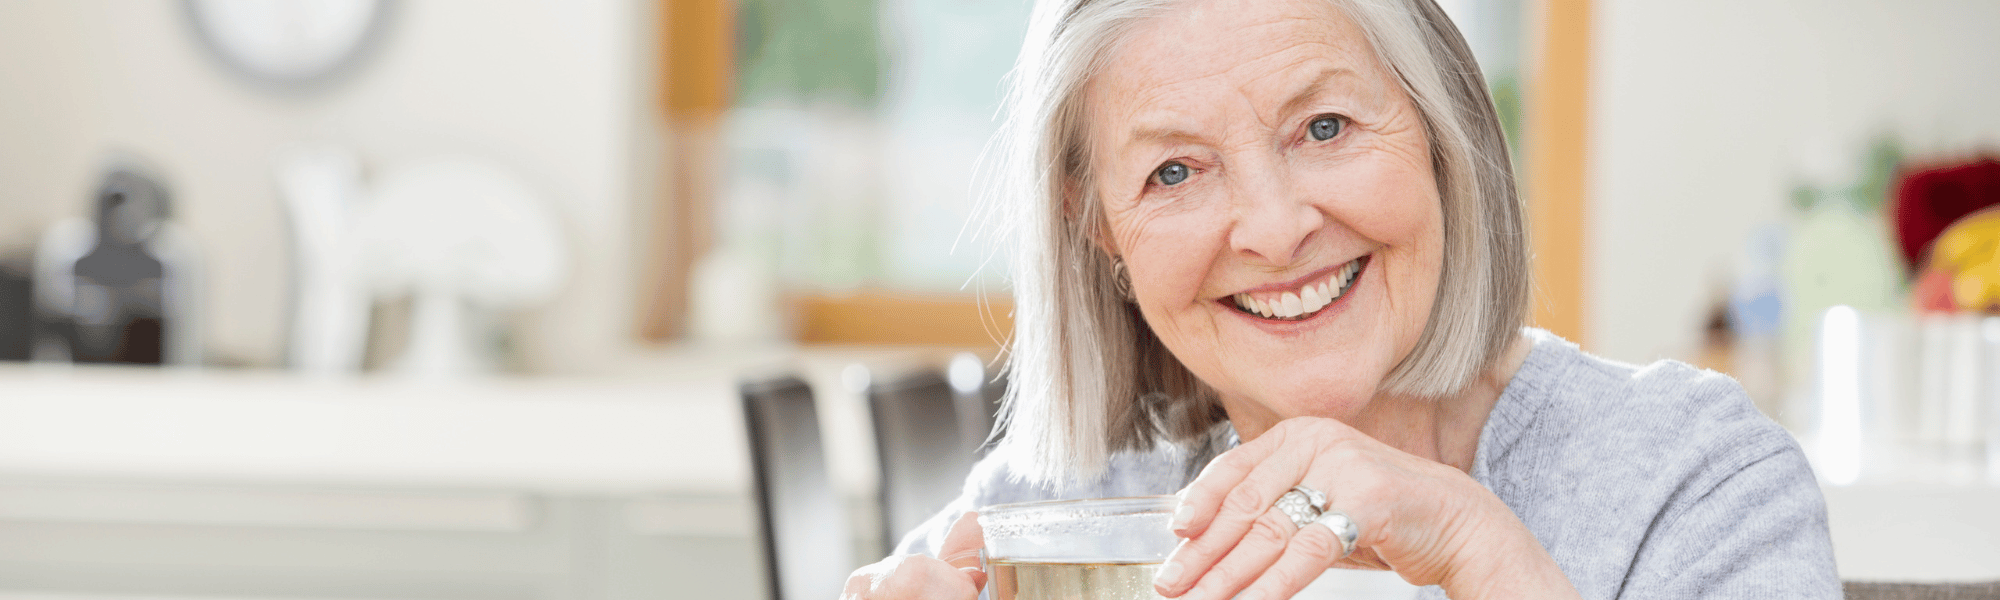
[1087,0,1443,431]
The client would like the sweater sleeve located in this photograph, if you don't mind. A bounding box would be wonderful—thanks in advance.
[892,449,1011,557]
[892,444,1055,557]
[1621,431,1842,599]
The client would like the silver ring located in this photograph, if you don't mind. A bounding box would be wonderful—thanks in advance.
[1273,485,1327,529]
[1312,509,1360,559]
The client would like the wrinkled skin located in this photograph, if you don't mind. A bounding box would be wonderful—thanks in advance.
[845,0,1576,598]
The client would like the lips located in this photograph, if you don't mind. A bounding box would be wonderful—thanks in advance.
[1227,255,1367,321]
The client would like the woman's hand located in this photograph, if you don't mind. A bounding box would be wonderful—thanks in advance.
[841,511,987,600]
[1152,417,1577,600]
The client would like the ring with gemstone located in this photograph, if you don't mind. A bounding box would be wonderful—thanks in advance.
[1312,508,1361,559]
[1273,485,1327,529]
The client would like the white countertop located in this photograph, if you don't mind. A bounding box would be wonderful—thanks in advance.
[0,366,744,494]
[0,346,966,496]
[2,357,1996,582]
[1823,483,2000,581]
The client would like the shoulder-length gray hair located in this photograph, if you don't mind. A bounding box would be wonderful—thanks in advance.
[983,0,1530,486]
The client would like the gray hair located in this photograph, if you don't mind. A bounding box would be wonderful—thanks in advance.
[983,0,1530,486]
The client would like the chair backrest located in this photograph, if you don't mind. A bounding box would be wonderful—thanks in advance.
[741,375,853,600]
[868,368,983,552]
[869,364,1010,552]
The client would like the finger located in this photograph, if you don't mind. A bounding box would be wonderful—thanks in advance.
[1159,435,1324,595]
[937,511,988,590]
[850,554,982,600]
[1173,426,1292,538]
[1339,547,1392,571]
[1236,519,1350,600]
[1158,506,1296,599]
[843,557,896,599]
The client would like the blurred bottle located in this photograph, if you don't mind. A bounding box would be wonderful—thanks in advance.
[74,168,170,363]
[32,162,201,367]
[276,145,368,377]
[1729,224,1786,417]
[1779,140,1905,431]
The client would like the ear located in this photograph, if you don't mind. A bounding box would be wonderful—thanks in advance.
[1087,215,1119,262]
[1063,176,1123,261]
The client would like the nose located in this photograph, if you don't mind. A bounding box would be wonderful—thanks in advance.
[1226,156,1324,266]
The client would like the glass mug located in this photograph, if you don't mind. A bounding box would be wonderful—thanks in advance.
[979,495,1180,600]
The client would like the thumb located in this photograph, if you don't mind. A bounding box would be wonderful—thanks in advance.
[938,511,987,590]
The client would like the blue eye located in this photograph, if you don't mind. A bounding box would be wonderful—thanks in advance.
[1309,115,1343,141]
[1154,162,1190,186]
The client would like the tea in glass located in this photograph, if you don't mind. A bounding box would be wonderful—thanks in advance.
[979,496,1179,600]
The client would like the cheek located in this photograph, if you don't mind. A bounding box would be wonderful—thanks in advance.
[1308,155,1445,340]
[1111,203,1233,306]
[1382,174,1446,351]
[1127,239,1226,338]
[1313,158,1441,252]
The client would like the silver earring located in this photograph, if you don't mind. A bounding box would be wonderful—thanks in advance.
[1111,257,1135,302]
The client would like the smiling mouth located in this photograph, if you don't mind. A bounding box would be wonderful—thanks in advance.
[1226,255,1369,321]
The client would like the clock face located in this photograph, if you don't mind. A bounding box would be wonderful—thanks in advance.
[184,0,391,87]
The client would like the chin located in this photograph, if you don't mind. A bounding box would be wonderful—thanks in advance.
[1219,355,1383,422]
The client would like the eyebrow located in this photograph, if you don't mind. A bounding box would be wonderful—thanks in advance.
[1119,66,1359,151]
[1276,67,1357,123]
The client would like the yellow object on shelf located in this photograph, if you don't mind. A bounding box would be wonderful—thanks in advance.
[1931,210,2000,311]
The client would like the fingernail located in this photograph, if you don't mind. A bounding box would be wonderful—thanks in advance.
[1171,501,1194,530]
[1153,560,1183,589]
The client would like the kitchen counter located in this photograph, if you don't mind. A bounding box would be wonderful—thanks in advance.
[0,365,747,495]
[0,344,971,496]
[0,355,1994,594]
[0,347,971,600]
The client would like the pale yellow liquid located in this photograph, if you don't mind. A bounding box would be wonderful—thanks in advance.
[988,560,1167,600]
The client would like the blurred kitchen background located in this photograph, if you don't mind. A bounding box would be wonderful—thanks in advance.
[0,0,1996,599]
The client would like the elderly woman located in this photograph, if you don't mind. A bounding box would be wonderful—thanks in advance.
[844,0,1840,597]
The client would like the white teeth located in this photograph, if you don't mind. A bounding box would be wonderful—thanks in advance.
[1232,257,1365,320]
[1235,293,1263,317]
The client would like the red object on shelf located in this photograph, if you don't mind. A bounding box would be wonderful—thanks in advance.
[1893,157,2000,270]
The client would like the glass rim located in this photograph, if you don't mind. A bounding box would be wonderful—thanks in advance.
[977,494,1178,518]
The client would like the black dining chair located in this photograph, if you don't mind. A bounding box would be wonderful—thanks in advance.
[867,357,1007,553]
[741,374,854,600]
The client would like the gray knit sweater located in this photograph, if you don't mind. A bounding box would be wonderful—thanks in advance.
[896,329,1842,599]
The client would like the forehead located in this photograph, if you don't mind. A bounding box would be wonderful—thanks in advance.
[1086,0,1389,136]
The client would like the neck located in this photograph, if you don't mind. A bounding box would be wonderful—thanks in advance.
[1233,333,1532,474]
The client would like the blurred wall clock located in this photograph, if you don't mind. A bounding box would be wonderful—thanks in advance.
[182,0,394,91]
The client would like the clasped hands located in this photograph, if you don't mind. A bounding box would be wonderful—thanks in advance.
[843,417,1576,600]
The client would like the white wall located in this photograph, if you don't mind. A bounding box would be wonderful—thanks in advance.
[1586,0,2000,363]
[0,0,655,372]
